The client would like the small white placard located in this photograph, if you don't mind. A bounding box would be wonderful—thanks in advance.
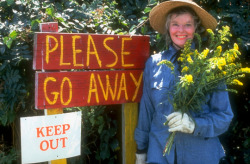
[21,111,81,163]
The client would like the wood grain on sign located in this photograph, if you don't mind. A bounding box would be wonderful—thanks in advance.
[35,70,143,109]
[33,33,149,70]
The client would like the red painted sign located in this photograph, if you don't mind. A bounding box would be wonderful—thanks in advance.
[35,70,143,109]
[33,33,149,70]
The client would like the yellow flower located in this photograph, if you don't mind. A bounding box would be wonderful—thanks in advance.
[180,74,194,88]
[234,43,239,50]
[209,57,226,70]
[214,46,223,57]
[222,71,227,75]
[232,79,243,86]
[240,67,250,73]
[229,63,236,67]
[177,57,184,62]
[207,29,214,34]
[186,74,193,83]
[181,66,189,73]
[194,49,199,54]
[217,46,222,53]
[200,48,209,59]
[227,54,235,63]
[217,57,226,70]
[187,56,193,63]
[157,60,175,70]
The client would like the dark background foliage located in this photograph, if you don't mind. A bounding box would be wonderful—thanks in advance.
[0,0,249,163]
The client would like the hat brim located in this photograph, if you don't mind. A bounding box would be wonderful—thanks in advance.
[149,0,217,34]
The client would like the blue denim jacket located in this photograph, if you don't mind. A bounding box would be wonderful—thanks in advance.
[134,45,234,164]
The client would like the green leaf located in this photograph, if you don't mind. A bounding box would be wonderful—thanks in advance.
[100,144,110,159]
[31,19,41,29]
[144,7,151,13]
[148,0,158,5]
[46,7,55,17]
[129,25,136,35]
[6,0,14,6]
[110,139,119,151]
[98,124,104,134]
[56,17,64,23]
[3,37,13,49]
[9,31,17,40]
[89,116,95,126]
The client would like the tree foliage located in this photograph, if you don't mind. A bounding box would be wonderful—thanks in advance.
[0,0,249,163]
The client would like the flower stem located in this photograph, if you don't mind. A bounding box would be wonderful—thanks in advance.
[163,132,176,156]
[206,72,240,86]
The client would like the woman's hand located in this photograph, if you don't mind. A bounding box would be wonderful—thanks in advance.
[167,112,195,134]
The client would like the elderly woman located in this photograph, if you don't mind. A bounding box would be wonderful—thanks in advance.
[134,0,233,164]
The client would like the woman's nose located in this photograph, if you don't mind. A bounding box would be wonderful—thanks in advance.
[178,25,184,32]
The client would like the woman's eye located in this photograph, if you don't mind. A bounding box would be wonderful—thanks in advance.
[185,24,192,27]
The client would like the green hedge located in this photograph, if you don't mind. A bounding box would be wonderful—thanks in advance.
[0,0,249,163]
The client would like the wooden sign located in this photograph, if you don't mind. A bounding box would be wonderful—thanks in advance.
[33,32,149,109]
[33,33,149,70]
[35,70,143,109]
[32,23,149,163]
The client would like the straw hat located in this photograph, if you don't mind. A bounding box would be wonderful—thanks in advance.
[149,0,217,34]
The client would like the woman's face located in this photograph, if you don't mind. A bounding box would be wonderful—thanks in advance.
[169,13,196,49]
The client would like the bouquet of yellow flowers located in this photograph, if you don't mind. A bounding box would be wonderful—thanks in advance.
[157,26,250,156]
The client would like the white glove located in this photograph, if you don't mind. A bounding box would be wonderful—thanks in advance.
[167,112,195,134]
[135,153,147,164]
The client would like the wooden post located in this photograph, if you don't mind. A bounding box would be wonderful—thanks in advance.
[122,103,138,164]
[40,22,67,164]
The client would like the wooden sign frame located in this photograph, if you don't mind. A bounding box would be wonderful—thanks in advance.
[33,22,150,164]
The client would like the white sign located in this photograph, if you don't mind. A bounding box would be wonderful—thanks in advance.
[21,111,81,163]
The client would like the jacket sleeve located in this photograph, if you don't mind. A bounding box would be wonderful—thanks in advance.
[193,87,234,138]
[134,58,155,151]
